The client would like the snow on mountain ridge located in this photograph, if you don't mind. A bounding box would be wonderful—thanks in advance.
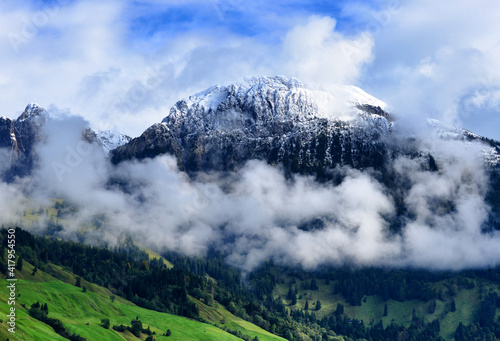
[1,102,130,157]
[427,118,488,141]
[109,76,397,174]
[13,103,130,154]
[15,103,50,135]
[17,103,50,122]
[426,118,500,168]
[95,129,132,154]
[162,76,388,136]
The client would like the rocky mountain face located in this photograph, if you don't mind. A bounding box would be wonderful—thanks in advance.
[3,79,499,183]
[0,104,130,181]
[111,76,421,177]
[83,129,132,155]
[110,76,500,231]
[0,116,16,151]
[0,103,49,181]
[112,76,500,175]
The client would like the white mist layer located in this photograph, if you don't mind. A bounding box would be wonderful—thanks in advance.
[0,114,499,272]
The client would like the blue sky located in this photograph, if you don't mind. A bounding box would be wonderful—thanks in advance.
[1,0,500,139]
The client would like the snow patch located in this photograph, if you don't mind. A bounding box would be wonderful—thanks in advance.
[95,130,131,154]
[165,76,388,128]
[186,85,229,114]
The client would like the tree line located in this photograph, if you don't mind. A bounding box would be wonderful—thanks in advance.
[3,226,500,341]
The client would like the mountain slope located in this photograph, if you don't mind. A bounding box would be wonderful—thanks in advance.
[270,267,495,341]
[83,128,132,154]
[111,76,401,175]
[112,76,500,175]
[0,103,131,181]
[109,76,500,236]
[0,103,49,181]
[0,255,284,341]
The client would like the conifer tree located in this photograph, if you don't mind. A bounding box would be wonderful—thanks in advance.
[315,300,321,311]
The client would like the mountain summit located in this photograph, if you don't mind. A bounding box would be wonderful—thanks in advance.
[112,76,396,174]
[162,76,388,130]
[0,103,50,180]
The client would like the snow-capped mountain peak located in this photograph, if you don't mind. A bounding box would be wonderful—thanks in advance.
[162,76,390,138]
[114,76,394,172]
[17,103,50,124]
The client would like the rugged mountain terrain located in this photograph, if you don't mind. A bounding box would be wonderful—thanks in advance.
[2,77,500,228]
[110,76,500,232]
[111,76,500,177]
[83,128,132,154]
[112,76,406,176]
[4,78,500,340]
[4,78,498,182]
[0,103,49,181]
[0,103,130,181]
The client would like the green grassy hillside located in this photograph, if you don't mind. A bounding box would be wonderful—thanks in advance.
[194,297,287,341]
[0,260,272,341]
[141,246,174,269]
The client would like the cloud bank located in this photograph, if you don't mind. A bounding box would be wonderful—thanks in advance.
[1,114,499,272]
[0,1,374,137]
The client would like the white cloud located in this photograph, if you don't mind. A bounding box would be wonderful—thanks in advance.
[283,15,374,86]
[395,137,496,270]
[0,1,374,137]
[364,0,500,139]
